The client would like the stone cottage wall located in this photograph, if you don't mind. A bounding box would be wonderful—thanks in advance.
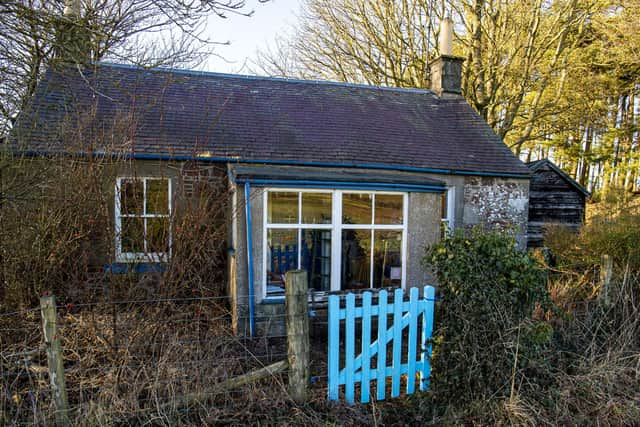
[462,176,530,248]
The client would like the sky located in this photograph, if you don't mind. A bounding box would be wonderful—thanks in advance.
[202,0,302,74]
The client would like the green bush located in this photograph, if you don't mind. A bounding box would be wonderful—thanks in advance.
[423,227,551,404]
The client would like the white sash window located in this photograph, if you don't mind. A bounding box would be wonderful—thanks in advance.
[115,177,172,262]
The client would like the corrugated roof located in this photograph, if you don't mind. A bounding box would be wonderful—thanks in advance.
[13,63,529,176]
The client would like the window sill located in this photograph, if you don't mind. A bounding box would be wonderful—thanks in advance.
[105,262,167,274]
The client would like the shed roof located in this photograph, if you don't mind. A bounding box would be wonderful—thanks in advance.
[13,63,529,177]
[527,159,590,197]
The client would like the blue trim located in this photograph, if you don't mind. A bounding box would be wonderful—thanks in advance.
[244,183,256,337]
[96,61,434,95]
[15,150,531,179]
[105,262,166,274]
[236,178,446,193]
[261,297,285,305]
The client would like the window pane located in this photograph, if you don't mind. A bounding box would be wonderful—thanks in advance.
[375,194,403,224]
[341,229,371,290]
[301,229,331,291]
[147,179,169,215]
[267,229,298,297]
[302,193,332,224]
[342,193,372,224]
[147,217,170,254]
[373,230,403,288]
[121,180,143,215]
[121,217,144,253]
[267,192,298,224]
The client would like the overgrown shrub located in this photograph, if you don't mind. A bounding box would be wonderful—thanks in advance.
[545,196,640,273]
[423,227,551,404]
[0,154,230,311]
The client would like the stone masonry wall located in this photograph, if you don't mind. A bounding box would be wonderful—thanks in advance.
[462,176,529,248]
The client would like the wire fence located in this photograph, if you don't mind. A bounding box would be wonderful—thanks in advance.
[0,293,327,426]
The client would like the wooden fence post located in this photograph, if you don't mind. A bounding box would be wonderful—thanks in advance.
[40,295,70,426]
[285,270,309,403]
[600,254,613,304]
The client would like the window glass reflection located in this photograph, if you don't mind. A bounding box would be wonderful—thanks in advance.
[375,194,403,224]
[147,179,169,214]
[341,229,371,290]
[267,192,298,224]
[267,229,298,297]
[301,229,331,291]
[121,217,144,253]
[342,193,372,224]
[302,192,332,224]
[373,230,403,288]
[121,180,143,215]
[147,217,170,253]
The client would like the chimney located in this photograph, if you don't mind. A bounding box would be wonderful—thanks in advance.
[64,0,81,16]
[55,0,90,65]
[429,18,464,97]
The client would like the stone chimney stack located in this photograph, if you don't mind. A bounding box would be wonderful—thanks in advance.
[55,0,90,65]
[429,18,464,97]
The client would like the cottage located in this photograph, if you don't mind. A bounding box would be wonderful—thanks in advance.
[11,34,530,335]
[526,159,590,248]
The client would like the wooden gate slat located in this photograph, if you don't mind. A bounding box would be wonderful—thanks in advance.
[406,287,419,394]
[420,286,436,392]
[376,290,388,401]
[345,293,356,404]
[328,295,340,400]
[361,292,372,403]
[391,288,403,397]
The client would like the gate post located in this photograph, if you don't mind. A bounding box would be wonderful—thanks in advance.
[600,254,613,305]
[285,270,309,403]
[40,295,70,426]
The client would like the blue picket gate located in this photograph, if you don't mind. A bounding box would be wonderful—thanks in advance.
[328,286,436,404]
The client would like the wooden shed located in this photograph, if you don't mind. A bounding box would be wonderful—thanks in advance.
[527,159,590,248]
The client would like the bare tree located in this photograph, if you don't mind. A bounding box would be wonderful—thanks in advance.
[257,0,594,153]
[0,0,268,134]
[257,0,440,87]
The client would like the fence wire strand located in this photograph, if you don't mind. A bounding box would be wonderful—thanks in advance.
[1,293,328,425]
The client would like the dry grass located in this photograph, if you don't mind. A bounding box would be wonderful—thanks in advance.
[1,300,288,425]
[0,299,405,426]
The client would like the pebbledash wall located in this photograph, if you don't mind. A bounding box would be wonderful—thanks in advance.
[462,176,530,248]
[228,166,529,336]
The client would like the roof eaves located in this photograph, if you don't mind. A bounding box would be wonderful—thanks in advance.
[13,149,532,179]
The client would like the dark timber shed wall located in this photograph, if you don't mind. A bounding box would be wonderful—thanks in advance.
[527,160,589,248]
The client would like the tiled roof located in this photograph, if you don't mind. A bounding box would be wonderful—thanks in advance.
[13,63,529,176]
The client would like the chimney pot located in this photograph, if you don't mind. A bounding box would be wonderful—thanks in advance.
[429,18,464,97]
[64,0,81,16]
[439,18,454,56]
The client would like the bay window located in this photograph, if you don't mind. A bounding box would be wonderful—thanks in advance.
[263,189,406,298]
